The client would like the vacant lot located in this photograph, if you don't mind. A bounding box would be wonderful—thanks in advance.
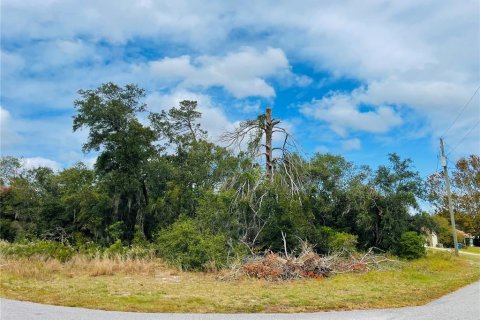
[1,250,479,313]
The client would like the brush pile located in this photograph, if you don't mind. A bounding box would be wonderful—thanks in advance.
[234,247,400,281]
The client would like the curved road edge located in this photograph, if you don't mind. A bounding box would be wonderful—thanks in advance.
[1,281,479,320]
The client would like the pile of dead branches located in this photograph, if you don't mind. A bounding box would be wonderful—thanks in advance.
[232,247,401,281]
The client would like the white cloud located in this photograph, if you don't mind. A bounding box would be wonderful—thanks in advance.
[341,138,361,151]
[149,47,292,98]
[301,90,403,136]
[0,107,23,149]
[1,0,479,160]
[82,156,97,169]
[360,79,479,139]
[233,101,261,113]
[0,106,89,167]
[35,40,100,70]
[21,157,62,171]
[0,51,25,77]
[0,107,10,126]
[2,1,477,84]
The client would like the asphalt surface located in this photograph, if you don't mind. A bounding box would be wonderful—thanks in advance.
[1,281,479,320]
[427,246,480,256]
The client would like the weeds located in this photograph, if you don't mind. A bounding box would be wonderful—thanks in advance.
[0,250,479,313]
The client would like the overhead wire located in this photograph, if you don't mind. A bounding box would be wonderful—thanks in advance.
[446,120,480,157]
[441,85,480,138]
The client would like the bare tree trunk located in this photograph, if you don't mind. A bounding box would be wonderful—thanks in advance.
[265,107,274,182]
[141,180,149,206]
[136,207,144,235]
[114,194,120,220]
[221,106,299,189]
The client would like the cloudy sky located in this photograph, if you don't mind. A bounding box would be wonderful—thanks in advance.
[1,0,479,176]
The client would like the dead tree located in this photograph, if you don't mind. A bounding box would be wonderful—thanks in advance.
[221,107,301,185]
[264,107,278,181]
[220,107,305,250]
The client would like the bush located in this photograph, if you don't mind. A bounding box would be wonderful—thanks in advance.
[312,227,358,253]
[156,219,227,271]
[0,219,17,241]
[106,221,125,243]
[0,240,75,262]
[123,245,156,260]
[329,232,358,252]
[132,225,148,246]
[104,239,125,257]
[396,231,426,260]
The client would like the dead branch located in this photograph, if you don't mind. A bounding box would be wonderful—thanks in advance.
[281,231,289,259]
[231,246,402,281]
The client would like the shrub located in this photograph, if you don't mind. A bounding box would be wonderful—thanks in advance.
[132,225,148,246]
[76,242,102,258]
[104,239,125,257]
[312,227,358,253]
[396,231,426,260]
[123,245,156,260]
[329,232,358,252]
[0,219,16,241]
[106,221,125,242]
[156,219,227,271]
[0,240,75,262]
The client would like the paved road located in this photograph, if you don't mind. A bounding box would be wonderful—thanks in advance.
[427,246,480,256]
[1,282,479,320]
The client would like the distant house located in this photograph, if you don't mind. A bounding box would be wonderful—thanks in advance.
[457,230,474,247]
[425,230,438,247]
[424,228,474,248]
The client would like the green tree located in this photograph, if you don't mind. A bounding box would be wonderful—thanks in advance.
[0,156,22,186]
[367,154,424,249]
[427,155,480,236]
[148,101,238,227]
[73,83,157,240]
[56,163,111,242]
[149,100,206,148]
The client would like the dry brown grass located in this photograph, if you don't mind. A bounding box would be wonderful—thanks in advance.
[70,256,162,277]
[0,255,167,279]
[0,258,64,280]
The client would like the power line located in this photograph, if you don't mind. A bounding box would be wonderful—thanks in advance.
[441,85,480,138]
[446,145,468,166]
[440,138,459,256]
[447,120,480,157]
[443,145,479,211]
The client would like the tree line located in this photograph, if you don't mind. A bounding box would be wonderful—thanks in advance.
[1,83,478,267]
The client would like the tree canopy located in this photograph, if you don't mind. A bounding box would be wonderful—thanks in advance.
[1,82,473,267]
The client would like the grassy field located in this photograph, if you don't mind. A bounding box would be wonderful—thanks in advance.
[1,250,479,313]
[460,247,480,254]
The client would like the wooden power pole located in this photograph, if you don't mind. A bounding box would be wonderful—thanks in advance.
[440,138,459,256]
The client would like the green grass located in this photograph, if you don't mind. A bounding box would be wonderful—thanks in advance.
[1,250,479,313]
[460,247,480,254]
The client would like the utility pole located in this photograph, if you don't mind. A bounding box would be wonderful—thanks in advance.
[440,138,459,256]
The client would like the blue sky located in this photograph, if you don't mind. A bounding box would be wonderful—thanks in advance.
[1,0,479,180]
